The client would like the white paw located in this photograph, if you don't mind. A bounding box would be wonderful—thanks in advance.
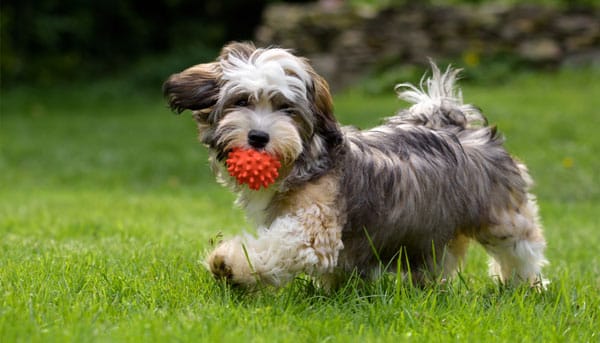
[206,239,257,286]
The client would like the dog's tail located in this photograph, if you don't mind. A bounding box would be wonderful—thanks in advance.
[393,62,487,129]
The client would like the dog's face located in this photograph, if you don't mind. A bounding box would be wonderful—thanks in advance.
[163,42,343,189]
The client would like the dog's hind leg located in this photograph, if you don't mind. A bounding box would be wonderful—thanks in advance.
[407,235,470,286]
[477,195,548,288]
[442,234,471,281]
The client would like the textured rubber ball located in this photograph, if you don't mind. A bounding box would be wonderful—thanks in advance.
[226,148,282,190]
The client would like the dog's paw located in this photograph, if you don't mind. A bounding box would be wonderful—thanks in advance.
[206,239,257,286]
[209,253,233,280]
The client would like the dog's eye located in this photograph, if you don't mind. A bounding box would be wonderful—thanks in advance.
[278,104,293,114]
[235,99,249,107]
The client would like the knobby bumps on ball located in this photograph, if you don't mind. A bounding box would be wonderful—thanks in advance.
[226,148,282,190]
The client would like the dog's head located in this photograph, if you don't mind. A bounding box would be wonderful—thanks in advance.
[163,42,343,190]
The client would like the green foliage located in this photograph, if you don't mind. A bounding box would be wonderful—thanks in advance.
[1,0,270,87]
[3,0,597,89]
[361,53,562,95]
[1,69,599,341]
[350,0,598,9]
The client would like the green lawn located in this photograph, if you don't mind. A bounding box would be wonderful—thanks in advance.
[1,69,599,342]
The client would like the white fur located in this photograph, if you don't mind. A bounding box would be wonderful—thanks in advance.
[395,64,486,127]
[220,48,311,104]
[487,239,548,287]
[482,194,548,288]
[239,187,278,227]
[210,205,340,287]
[215,108,303,165]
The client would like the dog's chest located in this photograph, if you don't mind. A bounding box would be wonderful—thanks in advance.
[238,188,277,228]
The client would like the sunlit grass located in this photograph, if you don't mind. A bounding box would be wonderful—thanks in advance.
[1,68,599,342]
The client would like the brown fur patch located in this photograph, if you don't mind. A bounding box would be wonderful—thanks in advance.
[163,63,221,113]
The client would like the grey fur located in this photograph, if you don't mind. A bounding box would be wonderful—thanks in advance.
[337,107,525,278]
[164,43,547,288]
[317,64,538,282]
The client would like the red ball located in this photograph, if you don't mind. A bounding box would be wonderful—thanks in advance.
[226,148,282,190]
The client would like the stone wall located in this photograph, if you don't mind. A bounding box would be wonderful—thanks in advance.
[256,3,599,90]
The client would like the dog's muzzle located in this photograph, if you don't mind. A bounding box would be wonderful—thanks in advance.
[248,129,270,149]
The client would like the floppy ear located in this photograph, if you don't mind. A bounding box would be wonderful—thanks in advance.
[163,62,221,114]
[308,71,343,151]
[283,68,344,190]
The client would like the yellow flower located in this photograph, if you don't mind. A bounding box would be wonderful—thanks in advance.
[562,157,574,169]
[463,50,480,67]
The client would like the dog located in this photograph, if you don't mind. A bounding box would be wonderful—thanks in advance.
[163,42,547,289]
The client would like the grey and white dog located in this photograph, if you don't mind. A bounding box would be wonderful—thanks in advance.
[163,42,547,289]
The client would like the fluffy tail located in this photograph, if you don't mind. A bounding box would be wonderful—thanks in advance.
[394,62,487,129]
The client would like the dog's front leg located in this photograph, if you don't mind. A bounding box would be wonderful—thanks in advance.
[207,204,343,288]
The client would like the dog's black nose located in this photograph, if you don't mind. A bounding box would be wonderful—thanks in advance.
[248,130,270,149]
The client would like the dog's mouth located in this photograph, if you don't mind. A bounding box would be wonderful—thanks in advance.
[224,147,282,190]
[217,147,267,161]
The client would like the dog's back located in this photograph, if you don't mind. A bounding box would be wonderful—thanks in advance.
[337,65,540,282]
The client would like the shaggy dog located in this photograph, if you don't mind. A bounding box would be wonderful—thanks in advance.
[163,42,547,289]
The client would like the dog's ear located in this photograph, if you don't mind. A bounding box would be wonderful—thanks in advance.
[308,71,343,151]
[283,69,343,190]
[163,62,221,114]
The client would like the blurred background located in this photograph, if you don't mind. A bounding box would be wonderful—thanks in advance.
[1,0,598,201]
[2,0,599,91]
[1,3,598,339]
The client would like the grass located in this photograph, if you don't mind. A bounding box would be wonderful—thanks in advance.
[1,67,599,342]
